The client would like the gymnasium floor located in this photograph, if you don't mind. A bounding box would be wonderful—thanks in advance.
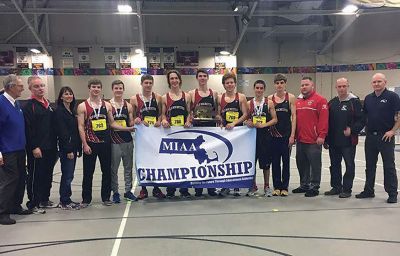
[1,137,399,256]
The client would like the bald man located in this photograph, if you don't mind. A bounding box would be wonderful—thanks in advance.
[324,78,365,198]
[356,73,400,203]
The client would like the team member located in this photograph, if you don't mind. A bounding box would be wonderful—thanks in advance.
[109,80,137,203]
[268,74,296,197]
[356,73,400,203]
[0,75,30,225]
[245,80,277,197]
[218,72,248,196]
[55,86,82,210]
[23,76,58,212]
[161,70,192,198]
[77,78,134,207]
[131,75,166,200]
[189,69,219,197]
[325,78,364,198]
[293,77,328,197]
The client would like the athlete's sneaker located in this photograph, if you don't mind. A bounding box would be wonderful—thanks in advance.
[80,202,90,209]
[208,191,218,197]
[39,200,58,209]
[103,200,113,206]
[273,189,281,196]
[124,192,138,201]
[153,190,166,199]
[180,191,192,199]
[59,202,80,210]
[138,189,148,200]
[219,188,230,196]
[112,193,121,204]
[264,187,273,197]
[246,188,258,197]
[280,190,289,197]
[31,207,46,214]
[233,188,240,197]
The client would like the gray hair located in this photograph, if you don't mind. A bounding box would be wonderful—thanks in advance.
[3,74,19,90]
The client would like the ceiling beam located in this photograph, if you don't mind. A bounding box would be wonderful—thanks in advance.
[10,0,49,55]
[232,1,258,55]
[136,1,145,53]
[3,18,34,43]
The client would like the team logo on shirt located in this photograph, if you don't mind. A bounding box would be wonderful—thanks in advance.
[380,99,387,103]
[159,130,233,164]
[322,104,327,109]
[307,100,314,105]
[341,105,347,111]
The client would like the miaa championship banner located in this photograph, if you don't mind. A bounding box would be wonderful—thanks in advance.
[135,126,256,188]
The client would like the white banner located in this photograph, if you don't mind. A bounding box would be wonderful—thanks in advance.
[135,126,256,188]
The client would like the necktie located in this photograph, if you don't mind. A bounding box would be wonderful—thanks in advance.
[14,100,20,111]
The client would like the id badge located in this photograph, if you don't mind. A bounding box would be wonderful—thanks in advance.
[115,119,127,127]
[171,115,184,126]
[226,111,239,123]
[144,116,157,126]
[91,119,107,131]
[253,116,266,124]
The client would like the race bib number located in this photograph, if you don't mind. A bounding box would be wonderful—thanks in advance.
[115,119,127,127]
[171,115,184,126]
[253,116,266,124]
[144,116,157,126]
[91,119,107,131]
[226,111,239,123]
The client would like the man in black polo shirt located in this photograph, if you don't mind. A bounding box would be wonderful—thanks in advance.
[356,73,400,203]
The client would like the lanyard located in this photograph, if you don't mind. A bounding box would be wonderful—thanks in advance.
[89,99,102,119]
[110,98,124,118]
[253,97,265,117]
[140,93,152,113]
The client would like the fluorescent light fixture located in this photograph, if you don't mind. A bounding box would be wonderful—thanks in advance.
[118,4,132,13]
[30,48,41,54]
[219,50,231,55]
[342,4,358,14]
[135,48,143,54]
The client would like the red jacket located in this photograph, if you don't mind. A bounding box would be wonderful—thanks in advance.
[296,91,329,144]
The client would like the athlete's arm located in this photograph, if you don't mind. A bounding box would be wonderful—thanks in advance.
[77,102,91,155]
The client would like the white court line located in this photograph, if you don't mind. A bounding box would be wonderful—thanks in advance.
[110,177,138,256]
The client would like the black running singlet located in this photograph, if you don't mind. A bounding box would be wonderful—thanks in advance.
[270,93,292,137]
[136,92,159,125]
[111,101,132,144]
[166,91,188,126]
[220,93,243,126]
[84,100,110,143]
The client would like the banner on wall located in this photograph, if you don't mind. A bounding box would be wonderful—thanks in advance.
[0,51,14,67]
[119,47,131,69]
[31,54,44,69]
[176,51,199,66]
[16,48,29,69]
[104,47,116,69]
[61,48,74,68]
[215,55,226,69]
[135,126,256,188]
[78,47,90,69]
[148,47,161,69]
[163,47,175,69]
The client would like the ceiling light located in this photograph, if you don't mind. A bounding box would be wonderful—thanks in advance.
[342,4,358,14]
[135,48,143,54]
[30,48,41,54]
[118,4,132,13]
[219,50,231,55]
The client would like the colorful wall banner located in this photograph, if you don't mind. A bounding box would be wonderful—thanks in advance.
[0,51,14,67]
[135,126,256,188]
[163,47,175,69]
[78,47,90,69]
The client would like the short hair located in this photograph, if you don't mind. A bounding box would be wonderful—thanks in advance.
[3,74,19,90]
[111,79,124,90]
[196,69,209,78]
[88,78,102,89]
[141,74,154,84]
[222,72,237,85]
[27,76,42,88]
[253,80,266,88]
[302,76,313,81]
[166,70,182,88]
[274,73,287,83]
[57,86,76,113]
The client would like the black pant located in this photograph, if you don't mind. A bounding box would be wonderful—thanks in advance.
[328,145,356,192]
[271,137,291,190]
[26,150,57,208]
[296,142,322,191]
[82,142,112,203]
[364,133,398,196]
[0,151,26,214]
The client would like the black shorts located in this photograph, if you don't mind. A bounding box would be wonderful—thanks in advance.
[255,128,272,169]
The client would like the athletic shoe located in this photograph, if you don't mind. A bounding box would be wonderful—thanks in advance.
[31,207,46,214]
[80,202,90,209]
[103,200,113,206]
[59,203,80,210]
[219,188,230,196]
[324,188,341,196]
[305,190,319,197]
[246,188,258,197]
[264,187,273,197]
[138,189,148,200]
[292,187,308,193]
[39,200,58,209]
[387,195,397,204]
[0,215,16,225]
[208,191,218,197]
[112,193,121,204]
[153,190,166,199]
[180,191,192,199]
[355,191,375,199]
[233,188,240,197]
[280,190,289,197]
[124,192,138,201]
[339,192,351,198]
[272,189,281,196]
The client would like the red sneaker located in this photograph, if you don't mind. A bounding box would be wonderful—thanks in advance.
[137,189,148,200]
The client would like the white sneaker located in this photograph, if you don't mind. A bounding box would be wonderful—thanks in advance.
[264,187,273,197]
